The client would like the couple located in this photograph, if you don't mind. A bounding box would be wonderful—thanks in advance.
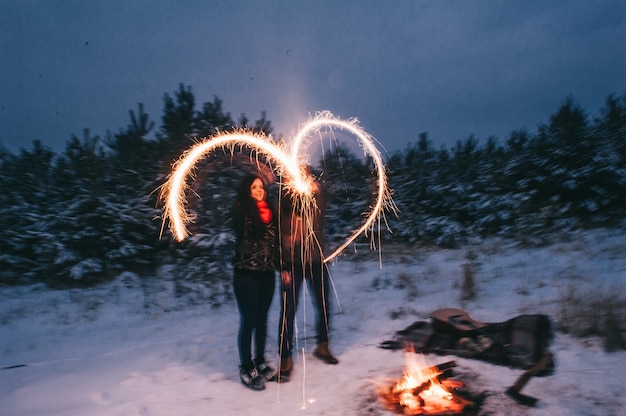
[230,171,338,391]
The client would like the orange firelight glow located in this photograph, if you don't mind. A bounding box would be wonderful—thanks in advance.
[394,353,452,410]
[380,352,468,415]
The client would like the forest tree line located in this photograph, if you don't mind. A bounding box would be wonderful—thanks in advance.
[1,84,624,288]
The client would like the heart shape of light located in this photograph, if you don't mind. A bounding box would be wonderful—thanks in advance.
[159,111,394,263]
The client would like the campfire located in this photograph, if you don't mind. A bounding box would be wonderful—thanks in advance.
[379,352,481,415]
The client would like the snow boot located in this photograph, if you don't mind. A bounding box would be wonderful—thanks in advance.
[313,342,339,365]
[277,356,293,383]
[254,358,277,382]
[239,365,265,391]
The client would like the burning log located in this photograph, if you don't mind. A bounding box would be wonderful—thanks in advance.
[412,379,433,396]
[419,360,457,376]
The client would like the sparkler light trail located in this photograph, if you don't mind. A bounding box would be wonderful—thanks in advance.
[159,111,395,263]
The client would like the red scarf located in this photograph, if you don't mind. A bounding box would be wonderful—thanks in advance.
[256,200,272,223]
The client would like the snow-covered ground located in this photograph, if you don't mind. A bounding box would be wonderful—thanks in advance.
[1,229,625,415]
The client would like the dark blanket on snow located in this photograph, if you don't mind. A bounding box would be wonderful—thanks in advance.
[381,313,554,376]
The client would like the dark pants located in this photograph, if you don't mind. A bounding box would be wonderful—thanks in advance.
[278,261,331,358]
[233,268,275,368]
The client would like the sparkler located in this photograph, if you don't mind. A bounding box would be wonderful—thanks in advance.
[159,111,395,263]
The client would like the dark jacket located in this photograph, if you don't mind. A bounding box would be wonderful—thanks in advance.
[279,182,327,268]
[231,202,278,272]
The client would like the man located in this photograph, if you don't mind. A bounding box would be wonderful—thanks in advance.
[277,170,338,383]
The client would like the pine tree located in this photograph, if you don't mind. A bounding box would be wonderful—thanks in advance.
[157,83,197,161]
[0,141,56,284]
[194,95,234,138]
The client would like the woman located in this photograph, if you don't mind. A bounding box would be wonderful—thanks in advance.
[231,174,278,391]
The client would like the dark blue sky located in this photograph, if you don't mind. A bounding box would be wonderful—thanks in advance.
[1,0,625,155]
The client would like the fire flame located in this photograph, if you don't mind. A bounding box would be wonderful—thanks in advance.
[394,353,452,410]
[381,352,467,415]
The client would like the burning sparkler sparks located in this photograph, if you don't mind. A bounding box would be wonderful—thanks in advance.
[159,111,395,263]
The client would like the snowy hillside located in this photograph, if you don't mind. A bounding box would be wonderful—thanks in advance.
[1,229,625,415]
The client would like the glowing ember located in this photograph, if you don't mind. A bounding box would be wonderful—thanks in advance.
[158,111,395,263]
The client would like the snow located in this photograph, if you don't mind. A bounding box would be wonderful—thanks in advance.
[1,229,625,415]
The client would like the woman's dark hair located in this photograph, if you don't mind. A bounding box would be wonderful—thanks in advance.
[236,174,264,203]
[235,174,273,234]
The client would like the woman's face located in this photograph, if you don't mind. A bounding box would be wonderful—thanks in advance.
[250,178,266,202]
